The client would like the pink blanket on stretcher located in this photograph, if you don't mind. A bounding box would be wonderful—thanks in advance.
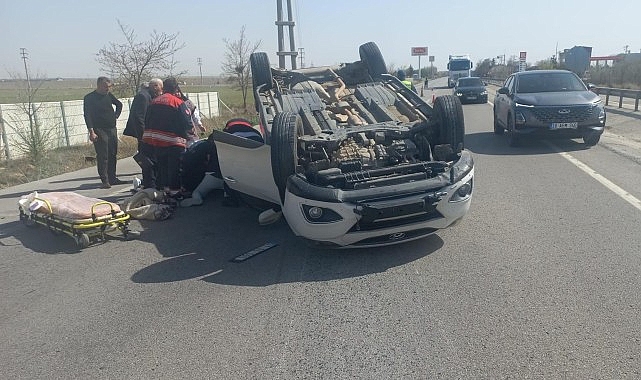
[19,191,122,220]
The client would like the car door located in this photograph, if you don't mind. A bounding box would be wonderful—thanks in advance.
[495,75,514,127]
[212,130,281,205]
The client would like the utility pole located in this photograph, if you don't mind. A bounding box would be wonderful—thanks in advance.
[197,57,203,85]
[20,48,36,135]
[276,0,298,69]
[20,48,32,94]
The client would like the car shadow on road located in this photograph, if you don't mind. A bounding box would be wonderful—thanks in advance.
[465,131,590,156]
[129,198,443,286]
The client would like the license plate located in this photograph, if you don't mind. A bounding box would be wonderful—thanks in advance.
[467,96,477,100]
[549,122,577,130]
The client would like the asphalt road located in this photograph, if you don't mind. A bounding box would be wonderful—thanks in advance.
[2,77,641,379]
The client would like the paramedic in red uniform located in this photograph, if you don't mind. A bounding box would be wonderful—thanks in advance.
[142,77,193,194]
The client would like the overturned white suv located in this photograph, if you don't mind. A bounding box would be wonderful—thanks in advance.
[212,42,474,248]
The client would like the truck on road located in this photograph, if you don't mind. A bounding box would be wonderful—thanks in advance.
[447,55,473,88]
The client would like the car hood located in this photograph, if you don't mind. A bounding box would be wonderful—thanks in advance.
[514,91,599,106]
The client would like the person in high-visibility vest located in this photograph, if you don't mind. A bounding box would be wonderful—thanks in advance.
[396,70,417,92]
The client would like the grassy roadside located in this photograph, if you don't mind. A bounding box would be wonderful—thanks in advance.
[0,86,255,189]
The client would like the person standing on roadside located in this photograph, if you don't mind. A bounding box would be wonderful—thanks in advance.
[83,76,123,189]
[143,77,193,195]
[396,70,417,92]
[124,78,163,189]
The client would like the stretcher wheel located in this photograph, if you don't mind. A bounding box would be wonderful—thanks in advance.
[122,228,140,241]
[21,214,36,227]
[76,233,90,249]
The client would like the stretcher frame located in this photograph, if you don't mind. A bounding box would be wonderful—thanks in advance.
[19,197,134,248]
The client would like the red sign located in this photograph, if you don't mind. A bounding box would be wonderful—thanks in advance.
[411,47,428,56]
[519,51,527,60]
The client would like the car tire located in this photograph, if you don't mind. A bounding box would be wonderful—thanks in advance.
[359,42,387,80]
[507,115,520,147]
[433,95,465,154]
[271,112,303,204]
[493,108,504,135]
[583,132,601,147]
[250,52,272,92]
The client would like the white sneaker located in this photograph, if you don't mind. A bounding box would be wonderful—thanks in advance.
[132,177,142,191]
[258,208,283,226]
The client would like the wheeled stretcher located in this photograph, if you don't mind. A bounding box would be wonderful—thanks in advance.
[18,191,135,248]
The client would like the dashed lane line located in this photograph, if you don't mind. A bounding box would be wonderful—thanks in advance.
[557,150,641,212]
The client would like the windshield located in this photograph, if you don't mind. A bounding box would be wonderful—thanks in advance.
[516,72,587,93]
[458,78,483,87]
[449,60,471,71]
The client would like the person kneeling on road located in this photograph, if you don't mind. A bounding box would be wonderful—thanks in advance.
[180,118,263,207]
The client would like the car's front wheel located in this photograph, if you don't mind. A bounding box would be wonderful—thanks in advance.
[271,112,303,204]
[583,131,601,147]
[507,115,520,147]
[493,108,504,135]
[433,95,465,155]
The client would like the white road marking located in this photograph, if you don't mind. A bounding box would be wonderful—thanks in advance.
[557,151,641,212]
[485,98,641,211]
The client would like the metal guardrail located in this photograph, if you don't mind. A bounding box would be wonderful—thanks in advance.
[593,87,641,111]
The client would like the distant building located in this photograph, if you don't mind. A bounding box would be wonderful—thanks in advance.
[559,46,592,75]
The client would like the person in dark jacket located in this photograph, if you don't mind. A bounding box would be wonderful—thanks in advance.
[83,76,123,188]
[142,77,193,194]
[124,78,163,189]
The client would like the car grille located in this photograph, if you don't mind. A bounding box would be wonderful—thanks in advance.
[530,105,593,123]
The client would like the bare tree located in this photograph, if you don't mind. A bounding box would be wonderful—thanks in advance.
[6,71,52,165]
[222,26,262,109]
[96,20,186,96]
[4,49,59,169]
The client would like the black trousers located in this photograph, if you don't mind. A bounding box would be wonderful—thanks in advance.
[93,128,118,183]
[153,145,184,190]
[137,141,157,189]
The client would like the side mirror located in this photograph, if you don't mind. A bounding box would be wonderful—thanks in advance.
[497,87,509,95]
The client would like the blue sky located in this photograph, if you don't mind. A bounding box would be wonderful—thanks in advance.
[1,0,639,79]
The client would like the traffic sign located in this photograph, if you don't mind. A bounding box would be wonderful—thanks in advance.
[411,47,428,56]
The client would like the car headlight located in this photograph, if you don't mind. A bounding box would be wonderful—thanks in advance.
[449,178,473,203]
[514,102,534,108]
[456,92,463,96]
[301,204,343,223]
[480,90,488,96]
[515,111,526,125]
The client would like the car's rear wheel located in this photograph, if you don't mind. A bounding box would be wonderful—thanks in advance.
[583,131,601,147]
[433,95,465,154]
[359,42,387,80]
[493,108,504,135]
[271,112,303,204]
[507,115,520,147]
